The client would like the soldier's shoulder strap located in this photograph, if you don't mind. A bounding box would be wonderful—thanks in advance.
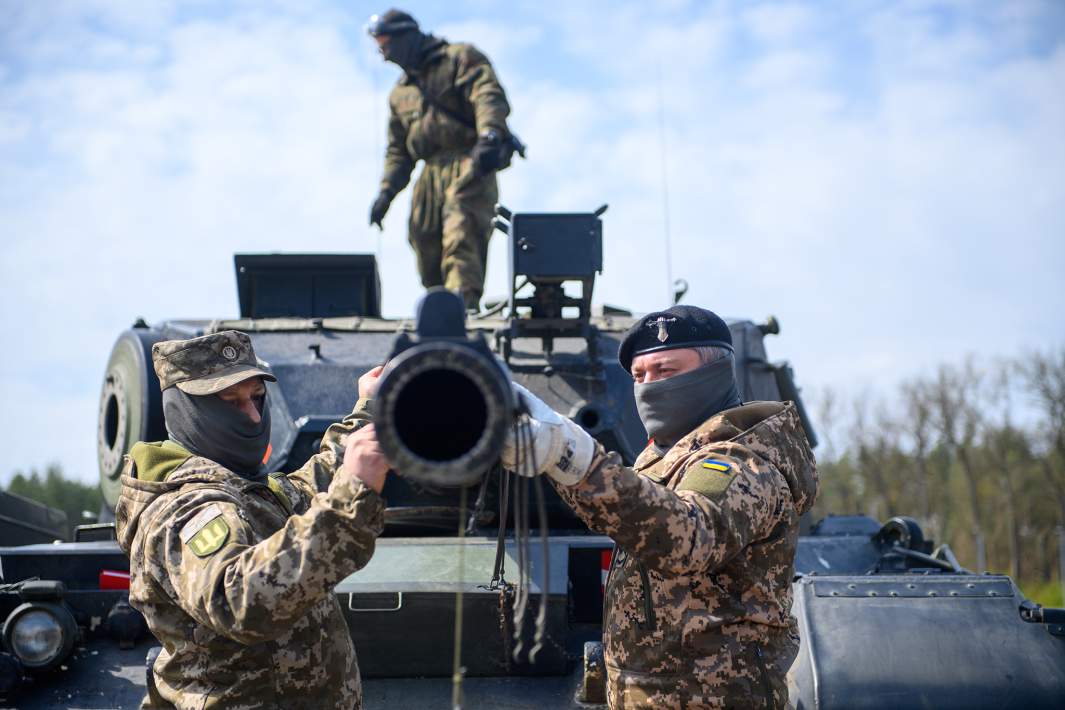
[266,474,297,515]
[408,74,476,130]
[408,73,525,158]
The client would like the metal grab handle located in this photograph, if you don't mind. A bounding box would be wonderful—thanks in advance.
[347,591,403,612]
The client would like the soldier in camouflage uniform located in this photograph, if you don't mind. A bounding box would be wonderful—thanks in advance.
[502,306,819,709]
[114,330,389,709]
[366,9,514,311]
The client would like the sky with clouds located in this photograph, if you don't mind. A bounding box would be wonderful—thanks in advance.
[1,0,1063,485]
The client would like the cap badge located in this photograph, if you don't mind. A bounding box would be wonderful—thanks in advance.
[647,316,677,343]
[222,345,238,361]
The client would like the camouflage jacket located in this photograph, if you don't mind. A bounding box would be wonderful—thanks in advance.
[553,402,818,709]
[380,38,511,197]
[115,399,384,710]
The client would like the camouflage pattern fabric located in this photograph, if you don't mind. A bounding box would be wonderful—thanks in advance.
[152,330,276,395]
[552,401,819,709]
[408,155,496,301]
[379,39,510,305]
[115,398,383,709]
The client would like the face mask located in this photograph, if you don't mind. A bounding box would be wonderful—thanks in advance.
[382,30,424,72]
[163,386,271,479]
[634,353,741,449]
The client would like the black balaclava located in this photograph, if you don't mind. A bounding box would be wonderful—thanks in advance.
[382,29,426,73]
[634,352,742,450]
[163,386,271,480]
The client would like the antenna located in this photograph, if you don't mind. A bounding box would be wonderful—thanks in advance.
[655,62,674,308]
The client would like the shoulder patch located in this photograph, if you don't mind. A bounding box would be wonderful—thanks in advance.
[186,517,230,558]
[179,504,230,557]
[179,503,223,543]
[677,458,737,499]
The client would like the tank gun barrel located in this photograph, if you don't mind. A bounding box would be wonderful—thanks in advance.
[374,289,515,488]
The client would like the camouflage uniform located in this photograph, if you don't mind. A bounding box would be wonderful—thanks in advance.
[379,38,510,305]
[553,401,819,709]
[114,331,384,709]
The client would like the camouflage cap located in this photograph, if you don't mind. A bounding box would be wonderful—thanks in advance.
[151,330,276,395]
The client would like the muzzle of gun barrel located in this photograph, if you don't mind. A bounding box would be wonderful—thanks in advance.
[375,339,514,488]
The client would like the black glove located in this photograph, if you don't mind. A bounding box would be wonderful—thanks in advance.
[471,131,503,176]
[369,192,392,230]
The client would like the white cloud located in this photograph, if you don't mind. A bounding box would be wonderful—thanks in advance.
[1,0,1063,485]
[742,3,816,45]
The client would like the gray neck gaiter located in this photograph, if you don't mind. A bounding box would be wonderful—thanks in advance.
[634,354,742,449]
[163,387,271,480]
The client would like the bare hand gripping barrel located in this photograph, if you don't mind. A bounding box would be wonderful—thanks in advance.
[374,288,515,488]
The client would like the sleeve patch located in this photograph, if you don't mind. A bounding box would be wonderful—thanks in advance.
[186,517,230,558]
[179,503,224,543]
[677,459,736,499]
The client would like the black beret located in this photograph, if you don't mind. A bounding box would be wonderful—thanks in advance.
[617,305,733,373]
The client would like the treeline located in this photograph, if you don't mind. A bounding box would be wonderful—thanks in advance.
[4,350,1064,604]
[4,464,102,538]
[810,348,1065,604]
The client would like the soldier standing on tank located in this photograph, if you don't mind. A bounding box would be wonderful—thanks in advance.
[502,306,820,708]
[366,8,515,312]
[114,330,390,709]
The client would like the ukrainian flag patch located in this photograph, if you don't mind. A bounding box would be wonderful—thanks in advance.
[678,458,736,498]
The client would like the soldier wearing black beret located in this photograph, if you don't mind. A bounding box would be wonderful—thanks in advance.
[501,305,819,708]
[617,305,741,452]
[617,304,735,373]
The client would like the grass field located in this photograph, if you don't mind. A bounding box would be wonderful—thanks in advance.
[1017,579,1064,607]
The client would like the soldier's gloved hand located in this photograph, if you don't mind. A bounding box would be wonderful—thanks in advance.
[368,192,393,230]
[500,383,596,486]
[471,130,502,176]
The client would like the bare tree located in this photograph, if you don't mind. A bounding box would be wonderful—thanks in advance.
[815,386,841,463]
[1019,348,1065,595]
[901,378,936,538]
[983,361,1024,579]
[1020,349,1065,519]
[931,359,987,572]
[849,397,881,520]
[812,386,861,516]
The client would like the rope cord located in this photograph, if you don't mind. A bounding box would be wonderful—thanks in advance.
[484,412,554,671]
[529,456,550,663]
[511,452,530,660]
[450,484,468,710]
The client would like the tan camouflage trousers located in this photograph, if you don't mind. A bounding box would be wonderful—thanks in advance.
[605,628,797,709]
[408,152,497,308]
